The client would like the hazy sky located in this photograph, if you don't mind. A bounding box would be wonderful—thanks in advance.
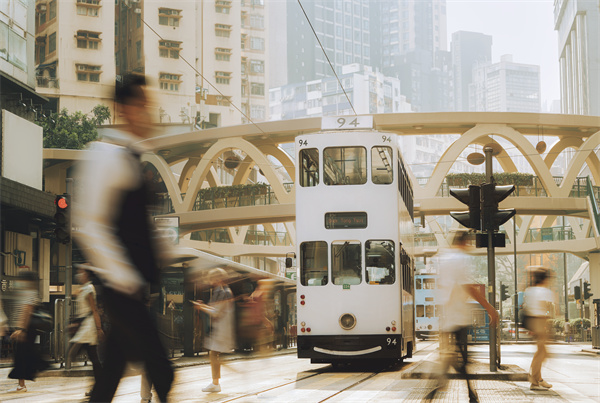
[446,0,560,106]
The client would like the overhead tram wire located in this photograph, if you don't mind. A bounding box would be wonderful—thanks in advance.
[140,19,267,136]
[296,0,357,116]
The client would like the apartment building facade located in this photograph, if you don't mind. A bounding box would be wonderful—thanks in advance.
[35,0,115,116]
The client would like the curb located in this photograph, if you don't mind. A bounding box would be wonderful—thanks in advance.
[401,361,528,381]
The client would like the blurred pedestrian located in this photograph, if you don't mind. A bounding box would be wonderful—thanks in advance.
[524,266,555,390]
[563,321,571,343]
[249,279,275,352]
[7,270,47,392]
[74,74,174,402]
[67,266,103,396]
[193,268,235,393]
[428,231,498,403]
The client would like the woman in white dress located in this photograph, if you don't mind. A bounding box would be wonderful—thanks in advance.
[193,268,235,393]
[68,267,104,395]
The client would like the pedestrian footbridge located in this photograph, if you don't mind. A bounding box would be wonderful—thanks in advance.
[43,112,600,295]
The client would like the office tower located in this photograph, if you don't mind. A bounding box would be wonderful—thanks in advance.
[554,0,600,116]
[451,31,492,111]
[469,55,541,113]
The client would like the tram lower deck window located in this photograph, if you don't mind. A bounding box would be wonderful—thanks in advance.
[300,241,328,286]
[365,240,395,284]
[332,241,362,285]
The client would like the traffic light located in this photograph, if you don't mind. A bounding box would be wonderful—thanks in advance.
[583,281,593,299]
[54,194,71,244]
[574,285,581,300]
[500,283,510,301]
[450,185,481,230]
[481,183,516,231]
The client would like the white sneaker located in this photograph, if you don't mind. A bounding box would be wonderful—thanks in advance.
[9,386,27,393]
[202,383,221,393]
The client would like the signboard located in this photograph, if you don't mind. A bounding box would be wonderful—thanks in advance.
[285,271,297,281]
[154,216,180,245]
[321,116,373,131]
[325,212,367,229]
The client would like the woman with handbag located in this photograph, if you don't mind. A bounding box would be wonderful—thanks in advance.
[67,266,103,396]
[8,270,46,392]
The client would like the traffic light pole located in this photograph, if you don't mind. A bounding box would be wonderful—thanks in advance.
[64,178,73,370]
[485,147,498,371]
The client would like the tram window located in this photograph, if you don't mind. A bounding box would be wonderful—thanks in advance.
[300,148,319,187]
[416,305,424,317]
[323,147,367,185]
[435,305,442,318]
[423,278,436,289]
[371,146,393,184]
[416,278,422,289]
[425,305,434,318]
[331,241,362,285]
[300,241,328,286]
[365,240,395,285]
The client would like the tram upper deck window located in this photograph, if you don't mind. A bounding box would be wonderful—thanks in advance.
[300,148,319,187]
[323,147,366,185]
[300,241,328,286]
[365,240,395,285]
[416,278,422,289]
[371,147,393,184]
[331,241,361,285]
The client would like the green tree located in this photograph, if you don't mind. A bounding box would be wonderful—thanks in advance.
[37,105,111,149]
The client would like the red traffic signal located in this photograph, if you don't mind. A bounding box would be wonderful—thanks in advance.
[54,194,71,244]
[56,196,68,209]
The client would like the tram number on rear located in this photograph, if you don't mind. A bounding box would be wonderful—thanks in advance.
[386,337,398,348]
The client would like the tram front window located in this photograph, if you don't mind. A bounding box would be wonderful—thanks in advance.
[331,241,361,285]
[300,241,328,286]
[300,148,319,187]
[323,147,367,185]
[365,240,395,284]
[371,146,393,184]
[416,305,424,317]
[423,278,436,289]
[426,305,434,318]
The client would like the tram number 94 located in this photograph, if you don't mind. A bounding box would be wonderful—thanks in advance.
[386,337,398,349]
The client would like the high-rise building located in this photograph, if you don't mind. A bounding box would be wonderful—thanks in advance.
[270,64,411,120]
[451,31,492,112]
[554,0,600,116]
[286,0,372,83]
[469,54,540,113]
[35,0,116,116]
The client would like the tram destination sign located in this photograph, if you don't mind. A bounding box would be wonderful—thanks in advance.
[325,212,367,229]
[321,116,373,130]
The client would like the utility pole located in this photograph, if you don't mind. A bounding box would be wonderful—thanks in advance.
[64,178,73,370]
[580,278,584,341]
[513,216,519,342]
[484,146,497,372]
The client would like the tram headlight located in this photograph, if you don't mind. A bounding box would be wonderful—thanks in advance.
[339,313,356,330]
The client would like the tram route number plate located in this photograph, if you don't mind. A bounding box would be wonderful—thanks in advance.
[385,337,398,349]
[322,116,373,131]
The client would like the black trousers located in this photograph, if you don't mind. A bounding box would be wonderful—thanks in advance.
[89,289,173,402]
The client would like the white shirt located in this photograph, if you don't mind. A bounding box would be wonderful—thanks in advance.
[437,249,472,331]
[524,286,554,317]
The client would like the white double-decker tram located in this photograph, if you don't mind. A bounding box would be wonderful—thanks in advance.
[295,121,415,364]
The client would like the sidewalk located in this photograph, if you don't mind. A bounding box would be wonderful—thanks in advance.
[37,347,297,378]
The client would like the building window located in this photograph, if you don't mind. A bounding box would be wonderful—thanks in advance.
[250,37,264,50]
[136,41,141,60]
[215,0,231,14]
[48,32,56,53]
[36,3,47,27]
[76,64,102,82]
[241,34,247,49]
[158,8,181,26]
[250,14,264,29]
[159,40,181,59]
[215,24,232,38]
[76,31,101,49]
[159,73,182,92]
[215,47,231,61]
[249,60,264,74]
[215,71,231,85]
[250,83,264,96]
[76,0,100,17]
[250,0,264,6]
[250,105,265,120]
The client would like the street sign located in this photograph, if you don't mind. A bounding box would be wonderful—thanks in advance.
[154,216,180,245]
[321,116,373,130]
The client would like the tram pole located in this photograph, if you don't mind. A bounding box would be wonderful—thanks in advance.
[484,147,498,372]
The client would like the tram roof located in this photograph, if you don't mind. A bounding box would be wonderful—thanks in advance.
[138,112,600,164]
[173,247,295,288]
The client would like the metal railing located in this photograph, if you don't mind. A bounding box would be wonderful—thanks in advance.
[190,229,231,243]
[244,230,291,246]
[524,227,575,243]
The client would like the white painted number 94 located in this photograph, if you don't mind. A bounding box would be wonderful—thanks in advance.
[387,338,397,345]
